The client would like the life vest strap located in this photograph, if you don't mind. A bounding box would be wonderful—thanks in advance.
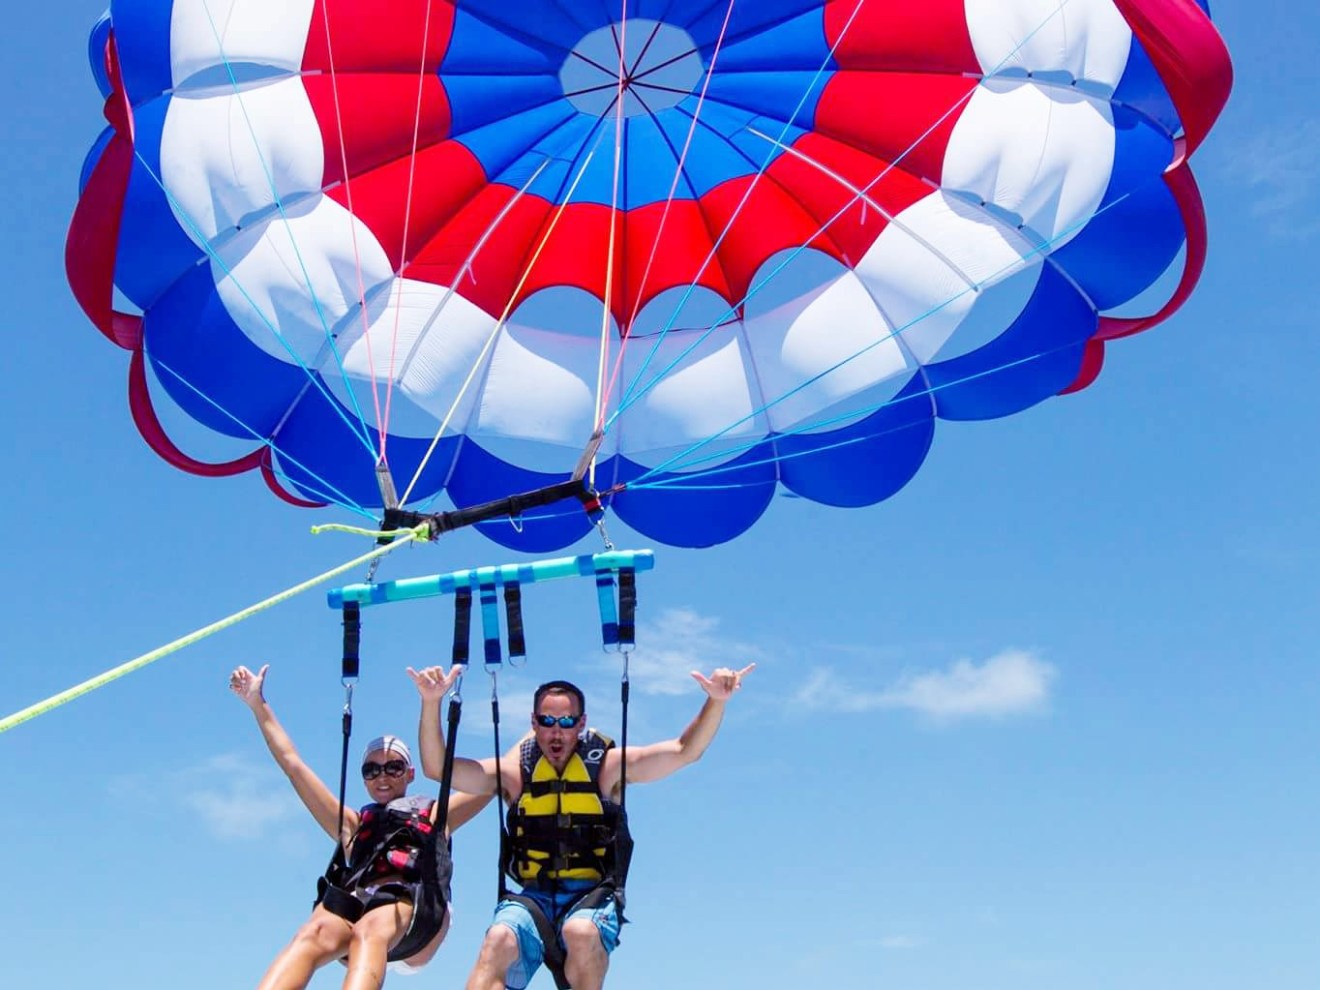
[525,777,599,798]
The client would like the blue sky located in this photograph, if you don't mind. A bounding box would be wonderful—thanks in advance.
[3,4,1318,989]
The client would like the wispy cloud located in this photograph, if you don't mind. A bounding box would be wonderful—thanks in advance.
[615,606,761,696]
[1221,119,1320,239]
[878,934,926,950]
[111,753,302,841]
[797,649,1056,722]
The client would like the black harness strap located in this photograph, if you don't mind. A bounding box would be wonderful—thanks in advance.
[504,582,526,659]
[617,568,637,649]
[319,603,363,919]
[452,587,473,666]
[503,893,574,990]
[335,603,361,857]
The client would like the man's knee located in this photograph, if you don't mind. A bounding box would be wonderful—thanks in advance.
[560,917,603,958]
[478,923,520,967]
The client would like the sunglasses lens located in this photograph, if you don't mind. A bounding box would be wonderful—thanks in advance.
[537,714,579,728]
[363,759,408,779]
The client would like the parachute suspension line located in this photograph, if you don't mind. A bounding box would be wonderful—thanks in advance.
[609,0,1083,427]
[393,158,553,397]
[129,154,377,460]
[588,0,631,490]
[396,140,608,506]
[315,0,388,455]
[193,0,378,456]
[609,0,870,420]
[150,357,377,519]
[745,129,979,292]
[625,188,1135,487]
[596,0,739,438]
[379,0,441,459]
[624,336,1104,492]
[0,533,422,734]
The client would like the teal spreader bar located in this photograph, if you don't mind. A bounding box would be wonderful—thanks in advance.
[327,550,655,609]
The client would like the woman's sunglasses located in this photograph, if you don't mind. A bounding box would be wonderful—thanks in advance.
[361,759,409,780]
[535,713,582,729]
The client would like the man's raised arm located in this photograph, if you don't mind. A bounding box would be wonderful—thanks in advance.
[408,665,500,795]
[608,663,756,795]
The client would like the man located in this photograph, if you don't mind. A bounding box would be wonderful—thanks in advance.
[230,664,489,989]
[408,662,755,990]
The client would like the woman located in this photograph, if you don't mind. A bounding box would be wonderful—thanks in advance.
[229,663,488,989]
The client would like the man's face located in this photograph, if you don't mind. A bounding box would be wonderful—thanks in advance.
[532,692,584,771]
[361,748,413,803]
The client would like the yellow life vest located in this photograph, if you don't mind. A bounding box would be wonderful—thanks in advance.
[508,732,617,883]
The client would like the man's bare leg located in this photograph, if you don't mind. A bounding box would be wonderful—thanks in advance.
[465,924,520,990]
[561,917,609,990]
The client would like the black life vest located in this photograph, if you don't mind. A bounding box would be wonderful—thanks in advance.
[346,796,437,883]
[319,795,451,925]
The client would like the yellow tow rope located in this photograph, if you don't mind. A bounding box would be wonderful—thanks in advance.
[0,527,428,734]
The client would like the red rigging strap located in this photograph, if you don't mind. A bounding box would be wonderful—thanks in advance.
[1060,1,1230,396]
[1115,0,1233,159]
[1094,164,1209,343]
[65,30,139,350]
[1059,164,1211,395]
[260,448,330,508]
[70,33,324,508]
[127,348,263,478]
[130,348,325,507]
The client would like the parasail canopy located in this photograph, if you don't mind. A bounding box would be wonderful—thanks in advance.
[67,0,1232,550]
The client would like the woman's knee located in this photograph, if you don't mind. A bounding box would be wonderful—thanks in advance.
[292,915,349,956]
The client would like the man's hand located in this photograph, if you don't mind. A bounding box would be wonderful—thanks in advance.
[691,663,756,701]
[229,664,269,710]
[407,664,463,703]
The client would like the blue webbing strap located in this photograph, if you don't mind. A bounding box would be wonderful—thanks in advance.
[594,570,619,647]
[478,579,501,667]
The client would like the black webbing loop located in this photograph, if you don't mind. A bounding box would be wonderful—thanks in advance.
[433,694,462,834]
[504,583,526,659]
[491,675,509,902]
[619,656,630,813]
[452,588,473,666]
[341,602,361,681]
[617,568,637,648]
[335,702,353,849]
[335,603,361,846]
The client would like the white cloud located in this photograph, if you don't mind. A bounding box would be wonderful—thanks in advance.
[172,753,302,841]
[797,649,1056,721]
[878,934,925,950]
[614,606,761,696]
[1221,120,1320,239]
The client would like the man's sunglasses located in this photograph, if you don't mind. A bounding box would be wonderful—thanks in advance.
[535,713,583,729]
[361,759,409,780]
